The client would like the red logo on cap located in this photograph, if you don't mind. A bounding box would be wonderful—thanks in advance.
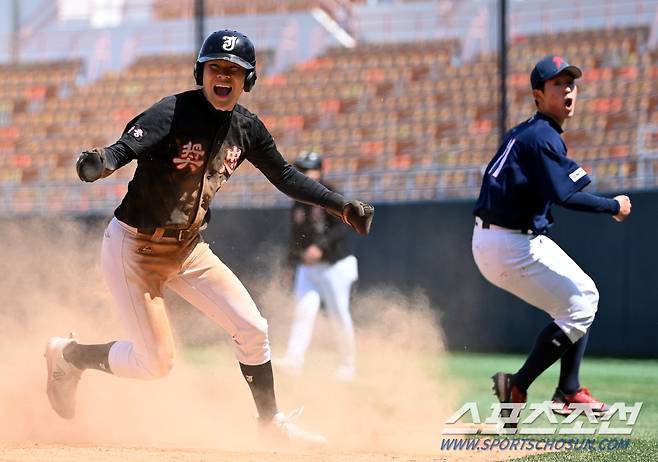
[553,56,564,69]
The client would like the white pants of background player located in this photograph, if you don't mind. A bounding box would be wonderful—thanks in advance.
[100,217,270,379]
[471,218,598,343]
[280,255,358,379]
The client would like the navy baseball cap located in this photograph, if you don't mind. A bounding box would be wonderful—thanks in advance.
[530,55,582,89]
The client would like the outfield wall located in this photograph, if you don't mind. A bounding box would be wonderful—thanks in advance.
[343,192,658,358]
[33,189,656,358]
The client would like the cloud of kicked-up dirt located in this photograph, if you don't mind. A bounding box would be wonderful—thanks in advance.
[0,219,455,457]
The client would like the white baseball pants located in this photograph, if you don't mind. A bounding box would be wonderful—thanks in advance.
[284,255,358,370]
[471,218,598,343]
[100,217,270,379]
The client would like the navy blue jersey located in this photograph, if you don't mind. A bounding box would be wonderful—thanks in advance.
[473,112,590,234]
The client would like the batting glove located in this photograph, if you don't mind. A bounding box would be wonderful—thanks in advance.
[342,200,374,236]
[76,147,106,182]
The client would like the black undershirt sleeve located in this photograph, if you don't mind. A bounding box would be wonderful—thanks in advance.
[103,141,136,171]
[270,164,346,211]
[247,118,347,213]
[559,191,620,215]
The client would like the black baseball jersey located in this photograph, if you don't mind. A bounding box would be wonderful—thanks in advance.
[289,182,348,265]
[474,112,591,234]
[105,89,343,229]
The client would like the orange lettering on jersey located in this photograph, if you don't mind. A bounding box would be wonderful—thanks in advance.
[219,146,242,176]
[173,141,205,171]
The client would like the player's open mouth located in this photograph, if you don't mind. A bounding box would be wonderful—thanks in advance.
[565,98,573,109]
[214,85,232,97]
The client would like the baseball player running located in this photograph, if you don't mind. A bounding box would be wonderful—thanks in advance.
[472,55,632,427]
[44,29,374,444]
[276,152,358,381]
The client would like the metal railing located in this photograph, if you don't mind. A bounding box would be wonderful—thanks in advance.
[3,156,657,217]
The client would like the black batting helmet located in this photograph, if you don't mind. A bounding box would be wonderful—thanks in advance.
[294,151,323,171]
[194,30,257,92]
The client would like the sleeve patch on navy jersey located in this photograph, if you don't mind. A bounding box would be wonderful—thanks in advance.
[569,167,586,182]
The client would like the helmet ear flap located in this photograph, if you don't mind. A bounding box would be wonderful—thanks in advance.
[244,71,257,92]
[194,62,204,86]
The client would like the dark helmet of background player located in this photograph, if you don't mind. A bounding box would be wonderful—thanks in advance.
[194,29,258,92]
[294,151,323,171]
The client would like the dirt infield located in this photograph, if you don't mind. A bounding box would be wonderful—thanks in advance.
[0,221,535,462]
[0,444,537,462]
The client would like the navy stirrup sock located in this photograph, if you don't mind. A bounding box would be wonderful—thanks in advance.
[514,322,574,393]
[558,329,590,394]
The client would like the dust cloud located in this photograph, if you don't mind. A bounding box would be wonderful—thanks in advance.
[0,219,455,456]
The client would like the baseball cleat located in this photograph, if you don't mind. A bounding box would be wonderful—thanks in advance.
[45,334,82,419]
[551,387,610,417]
[491,372,527,429]
[260,408,327,446]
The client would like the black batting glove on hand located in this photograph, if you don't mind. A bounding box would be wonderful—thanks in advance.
[342,200,374,236]
[76,147,105,182]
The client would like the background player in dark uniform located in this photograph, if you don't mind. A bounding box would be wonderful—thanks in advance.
[43,29,373,444]
[471,55,632,427]
[276,152,358,381]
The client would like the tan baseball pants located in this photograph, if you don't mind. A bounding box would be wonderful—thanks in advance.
[100,217,270,379]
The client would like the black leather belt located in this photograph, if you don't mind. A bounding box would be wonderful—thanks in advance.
[480,220,532,235]
[136,227,198,241]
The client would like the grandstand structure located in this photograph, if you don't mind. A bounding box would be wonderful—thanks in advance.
[0,0,658,214]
